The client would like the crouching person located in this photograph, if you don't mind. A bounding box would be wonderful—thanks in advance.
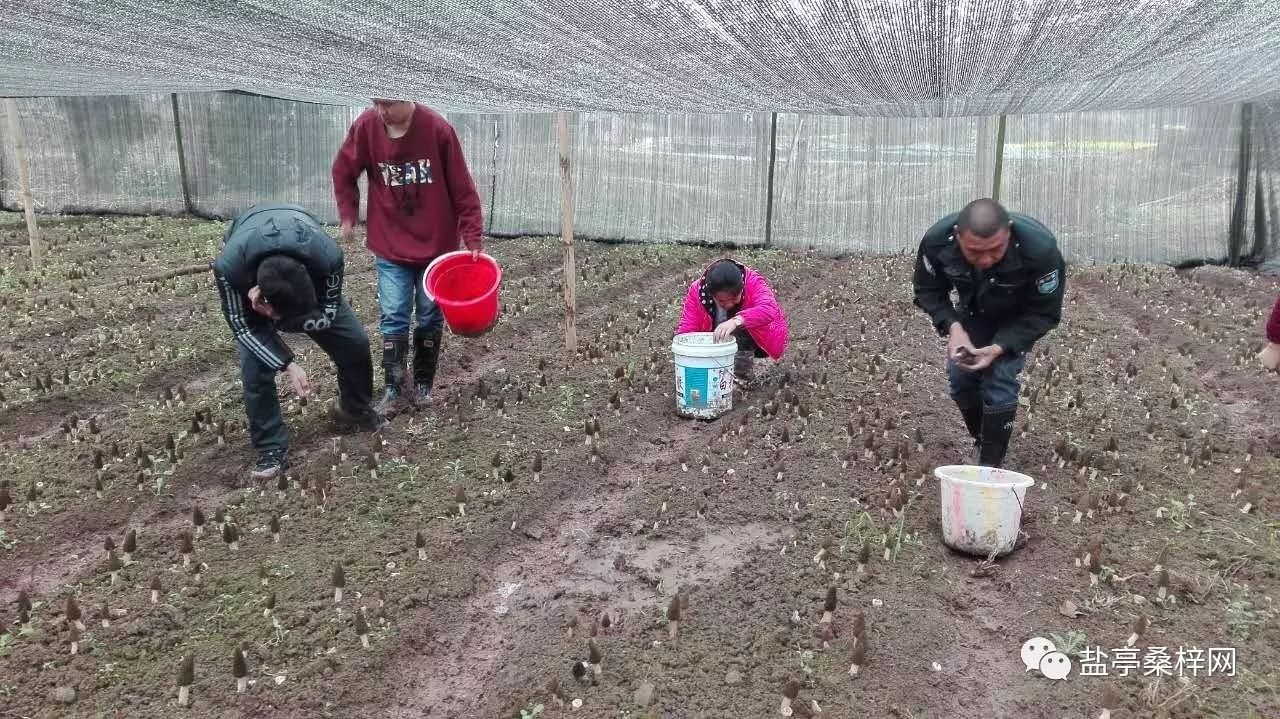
[212,203,383,484]
[675,259,789,385]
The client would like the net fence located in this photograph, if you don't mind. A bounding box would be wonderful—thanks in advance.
[3,2,1280,115]
[3,2,1280,262]
[0,94,1269,263]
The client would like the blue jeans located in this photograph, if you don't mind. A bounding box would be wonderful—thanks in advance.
[375,257,443,337]
[948,354,1026,411]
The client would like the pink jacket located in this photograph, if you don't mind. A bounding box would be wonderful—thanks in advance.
[675,262,789,359]
[1268,295,1280,344]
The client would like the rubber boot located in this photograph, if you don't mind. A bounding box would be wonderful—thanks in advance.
[957,402,983,444]
[374,335,409,416]
[412,328,443,406]
[979,405,1018,468]
[733,350,755,385]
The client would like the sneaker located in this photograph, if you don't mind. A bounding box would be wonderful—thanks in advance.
[249,450,287,483]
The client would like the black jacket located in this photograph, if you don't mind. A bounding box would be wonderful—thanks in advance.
[212,203,344,372]
[912,211,1065,356]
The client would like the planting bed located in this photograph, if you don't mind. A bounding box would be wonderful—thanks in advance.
[0,212,1277,718]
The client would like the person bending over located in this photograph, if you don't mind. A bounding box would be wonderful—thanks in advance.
[913,198,1066,468]
[213,203,382,484]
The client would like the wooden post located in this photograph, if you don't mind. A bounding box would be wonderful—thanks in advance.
[487,117,499,232]
[3,98,44,268]
[763,112,778,246]
[170,94,195,214]
[991,114,1007,202]
[556,111,578,354]
[1228,102,1253,266]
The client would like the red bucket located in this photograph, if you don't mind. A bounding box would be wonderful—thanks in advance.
[423,251,502,336]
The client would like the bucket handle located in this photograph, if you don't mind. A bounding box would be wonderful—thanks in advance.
[977,469,1028,517]
[421,250,475,303]
[991,469,1029,516]
[952,468,1028,517]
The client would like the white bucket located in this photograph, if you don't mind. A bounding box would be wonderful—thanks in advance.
[936,464,1034,557]
[671,332,737,419]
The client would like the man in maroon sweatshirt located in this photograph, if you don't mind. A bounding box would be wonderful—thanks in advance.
[332,99,484,414]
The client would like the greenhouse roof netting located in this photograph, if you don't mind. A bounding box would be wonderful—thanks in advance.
[3,1,1280,115]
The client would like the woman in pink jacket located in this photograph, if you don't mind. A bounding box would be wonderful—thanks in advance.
[675,259,789,383]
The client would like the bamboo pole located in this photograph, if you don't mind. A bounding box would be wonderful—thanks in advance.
[3,98,44,269]
[991,114,1008,202]
[24,262,211,303]
[120,263,211,286]
[555,111,578,353]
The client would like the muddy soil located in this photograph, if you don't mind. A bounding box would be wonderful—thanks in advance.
[0,213,1277,719]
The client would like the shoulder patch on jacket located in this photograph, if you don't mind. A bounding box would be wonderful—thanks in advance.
[921,253,935,275]
[1036,269,1060,295]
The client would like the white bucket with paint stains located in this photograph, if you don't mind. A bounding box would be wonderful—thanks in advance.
[671,332,737,420]
[936,465,1034,557]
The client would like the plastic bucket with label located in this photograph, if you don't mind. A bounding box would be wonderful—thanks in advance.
[671,332,737,419]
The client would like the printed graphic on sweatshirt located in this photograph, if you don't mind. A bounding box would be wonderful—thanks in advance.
[378,159,433,187]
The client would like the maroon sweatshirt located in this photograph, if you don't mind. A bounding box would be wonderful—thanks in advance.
[1268,295,1280,344]
[332,105,483,267]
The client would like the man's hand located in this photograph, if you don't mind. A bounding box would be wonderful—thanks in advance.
[471,247,481,261]
[247,286,278,320]
[340,222,355,242]
[957,345,1004,372]
[713,317,743,342]
[947,322,975,363]
[1259,342,1280,371]
[283,362,311,398]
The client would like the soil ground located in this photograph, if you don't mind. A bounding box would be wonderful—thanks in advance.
[0,212,1277,719]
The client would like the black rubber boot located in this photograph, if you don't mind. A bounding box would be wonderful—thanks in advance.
[375,335,409,416]
[412,328,443,405]
[957,403,983,444]
[979,405,1018,468]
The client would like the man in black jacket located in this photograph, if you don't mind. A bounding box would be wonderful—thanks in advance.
[912,198,1066,468]
[213,203,382,483]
